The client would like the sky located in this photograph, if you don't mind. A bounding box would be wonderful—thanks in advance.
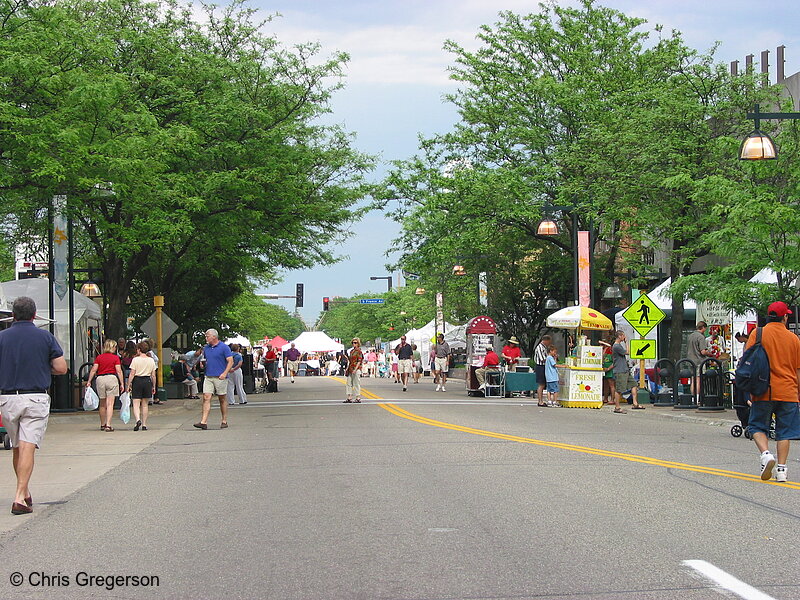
[248,0,800,325]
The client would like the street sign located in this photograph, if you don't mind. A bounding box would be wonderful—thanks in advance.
[359,298,385,304]
[630,339,657,360]
[141,311,179,341]
[622,291,665,337]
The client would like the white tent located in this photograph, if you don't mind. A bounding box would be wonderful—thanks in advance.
[389,319,459,370]
[1,278,102,367]
[283,331,344,354]
[649,278,697,311]
[443,324,467,349]
[224,335,251,348]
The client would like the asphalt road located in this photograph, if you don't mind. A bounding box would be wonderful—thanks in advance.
[0,375,798,599]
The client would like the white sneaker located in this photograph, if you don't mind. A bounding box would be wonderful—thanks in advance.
[436,384,441,392]
[291,377,295,383]
[478,383,486,390]
[776,466,788,482]
[441,386,446,392]
[760,452,776,481]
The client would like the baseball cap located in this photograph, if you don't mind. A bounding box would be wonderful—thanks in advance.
[767,301,793,317]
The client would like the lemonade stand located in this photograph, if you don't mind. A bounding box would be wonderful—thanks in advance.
[546,306,613,408]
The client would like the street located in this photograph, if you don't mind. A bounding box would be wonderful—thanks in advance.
[1,375,798,599]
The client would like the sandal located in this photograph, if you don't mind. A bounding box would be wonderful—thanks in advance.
[632,405,646,410]
[104,425,115,432]
[613,408,627,414]
[538,403,548,407]
[343,399,352,403]
[354,398,361,403]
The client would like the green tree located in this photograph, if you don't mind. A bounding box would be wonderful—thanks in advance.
[0,0,372,341]
[219,292,305,342]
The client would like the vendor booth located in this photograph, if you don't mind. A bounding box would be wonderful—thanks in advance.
[546,306,613,408]
[465,316,498,395]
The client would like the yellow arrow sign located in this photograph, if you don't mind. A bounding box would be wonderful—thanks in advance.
[630,338,656,360]
[622,292,665,337]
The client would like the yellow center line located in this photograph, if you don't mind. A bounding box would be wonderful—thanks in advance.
[327,377,796,488]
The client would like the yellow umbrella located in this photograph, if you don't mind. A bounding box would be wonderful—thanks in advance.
[546,306,613,331]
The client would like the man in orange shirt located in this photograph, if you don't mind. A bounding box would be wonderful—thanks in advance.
[746,301,800,482]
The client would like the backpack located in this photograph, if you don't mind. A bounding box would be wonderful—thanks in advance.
[735,328,770,396]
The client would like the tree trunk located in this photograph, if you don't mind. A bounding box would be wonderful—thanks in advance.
[668,261,684,362]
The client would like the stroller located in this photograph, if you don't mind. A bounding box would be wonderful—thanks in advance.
[730,377,775,439]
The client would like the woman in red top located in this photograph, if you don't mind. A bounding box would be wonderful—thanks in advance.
[86,339,125,432]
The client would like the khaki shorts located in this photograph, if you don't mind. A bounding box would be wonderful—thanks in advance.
[434,357,449,373]
[286,360,300,374]
[203,376,228,396]
[398,359,414,374]
[95,374,120,398]
[0,393,50,448]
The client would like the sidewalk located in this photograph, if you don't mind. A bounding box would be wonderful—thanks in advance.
[0,399,198,536]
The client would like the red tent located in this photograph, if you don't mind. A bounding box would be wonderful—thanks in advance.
[267,335,288,349]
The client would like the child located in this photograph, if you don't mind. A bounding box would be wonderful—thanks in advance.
[545,346,560,407]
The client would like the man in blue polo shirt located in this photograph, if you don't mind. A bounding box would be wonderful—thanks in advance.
[0,296,67,515]
[194,328,233,430]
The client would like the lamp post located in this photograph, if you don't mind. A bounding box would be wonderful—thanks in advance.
[537,205,590,307]
[740,103,800,160]
[369,275,392,292]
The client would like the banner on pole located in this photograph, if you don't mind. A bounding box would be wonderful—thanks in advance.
[578,230,591,307]
[52,195,68,301]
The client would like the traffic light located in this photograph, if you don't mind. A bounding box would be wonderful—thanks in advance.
[295,283,304,308]
[323,297,330,311]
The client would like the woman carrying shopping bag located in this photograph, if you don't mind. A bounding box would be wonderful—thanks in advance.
[85,339,125,432]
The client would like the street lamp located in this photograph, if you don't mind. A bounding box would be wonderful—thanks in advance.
[370,275,392,292]
[740,104,800,160]
[537,205,587,306]
[79,281,101,298]
[602,283,623,300]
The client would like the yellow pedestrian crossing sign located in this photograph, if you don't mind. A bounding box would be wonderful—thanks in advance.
[629,339,656,360]
[622,292,665,337]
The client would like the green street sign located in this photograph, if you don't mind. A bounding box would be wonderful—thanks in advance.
[622,291,665,337]
[629,338,656,360]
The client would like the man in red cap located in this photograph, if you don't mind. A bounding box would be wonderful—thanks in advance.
[745,301,800,482]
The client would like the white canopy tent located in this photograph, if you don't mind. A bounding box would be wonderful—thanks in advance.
[283,331,344,354]
[224,335,251,348]
[1,278,102,367]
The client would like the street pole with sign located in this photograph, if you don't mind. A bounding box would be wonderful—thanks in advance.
[621,291,666,403]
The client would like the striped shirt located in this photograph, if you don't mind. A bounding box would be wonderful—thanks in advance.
[534,342,549,366]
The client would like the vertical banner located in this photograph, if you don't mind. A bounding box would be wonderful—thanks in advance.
[52,195,68,300]
[478,271,488,307]
[577,230,591,307]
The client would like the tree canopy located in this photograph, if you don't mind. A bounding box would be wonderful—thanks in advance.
[0,0,372,341]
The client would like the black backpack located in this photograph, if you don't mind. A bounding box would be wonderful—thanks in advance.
[735,328,771,396]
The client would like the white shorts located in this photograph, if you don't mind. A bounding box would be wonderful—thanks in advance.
[398,359,414,374]
[0,393,50,448]
[286,360,300,373]
[434,357,449,373]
